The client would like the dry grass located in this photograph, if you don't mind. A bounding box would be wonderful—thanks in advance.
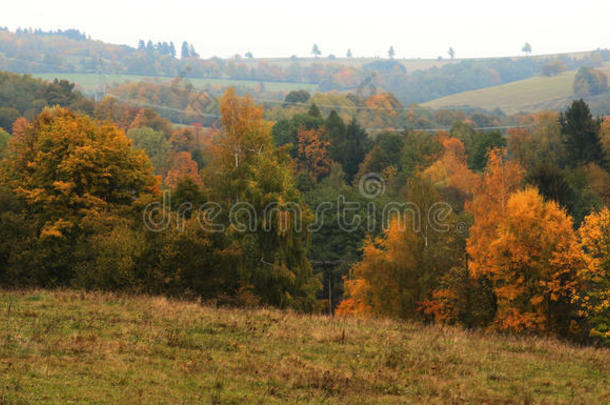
[0,289,608,404]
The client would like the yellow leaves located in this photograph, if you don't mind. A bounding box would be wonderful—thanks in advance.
[483,187,585,333]
[40,218,74,239]
[53,181,75,195]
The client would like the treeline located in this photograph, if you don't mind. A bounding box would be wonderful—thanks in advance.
[0,80,609,345]
[2,29,609,104]
[0,71,94,131]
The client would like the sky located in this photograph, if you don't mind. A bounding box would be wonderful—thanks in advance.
[3,0,610,59]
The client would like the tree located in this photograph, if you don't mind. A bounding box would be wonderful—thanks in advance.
[448,47,455,60]
[312,44,321,58]
[542,60,567,76]
[578,207,610,345]
[521,42,532,56]
[343,118,371,184]
[127,127,170,176]
[560,99,605,168]
[573,67,608,96]
[526,162,575,213]
[296,126,331,180]
[181,41,190,59]
[468,130,507,171]
[308,103,322,118]
[486,187,584,335]
[284,89,311,105]
[169,42,176,58]
[137,40,145,51]
[346,49,352,58]
[338,176,462,319]
[0,107,159,285]
[245,51,253,59]
[466,148,523,279]
[388,46,395,59]
[0,127,9,158]
[164,151,202,189]
[203,88,320,309]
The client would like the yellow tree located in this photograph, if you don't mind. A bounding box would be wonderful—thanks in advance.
[466,148,523,278]
[337,217,420,318]
[578,207,610,344]
[488,187,585,334]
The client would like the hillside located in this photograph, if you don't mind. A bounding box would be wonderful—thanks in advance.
[1,290,608,404]
[423,63,610,114]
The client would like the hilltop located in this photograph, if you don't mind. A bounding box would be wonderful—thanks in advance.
[1,289,608,404]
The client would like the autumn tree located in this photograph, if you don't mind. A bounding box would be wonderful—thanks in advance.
[466,148,523,278]
[578,207,610,344]
[487,187,584,335]
[296,126,331,180]
[338,176,463,319]
[0,107,158,285]
[164,151,202,189]
[203,88,320,309]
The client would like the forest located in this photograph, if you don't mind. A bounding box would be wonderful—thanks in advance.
[0,63,609,347]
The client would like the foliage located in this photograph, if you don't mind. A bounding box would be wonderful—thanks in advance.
[573,67,608,96]
[578,208,610,344]
[560,99,605,168]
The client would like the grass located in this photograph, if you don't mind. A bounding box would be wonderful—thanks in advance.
[0,289,608,404]
[423,63,610,114]
[32,73,319,94]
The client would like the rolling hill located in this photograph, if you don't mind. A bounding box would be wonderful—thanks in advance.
[423,63,610,114]
[1,289,608,404]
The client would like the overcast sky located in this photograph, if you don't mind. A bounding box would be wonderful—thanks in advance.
[3,0,609,59]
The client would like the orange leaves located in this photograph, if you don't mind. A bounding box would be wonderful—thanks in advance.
[466,148,523,278]
[296,126,331,180]
[164,151,202,190]
[339,217,421,319]
[485,187,585,333]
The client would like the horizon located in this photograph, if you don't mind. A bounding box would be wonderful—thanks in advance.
[2,0,609,60]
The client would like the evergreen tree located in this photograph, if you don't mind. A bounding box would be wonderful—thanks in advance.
[181,41,190,59]
[560,99,605,168]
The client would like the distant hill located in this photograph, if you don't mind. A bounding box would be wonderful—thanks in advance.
[423,63,610,114]
[2,28,609,106]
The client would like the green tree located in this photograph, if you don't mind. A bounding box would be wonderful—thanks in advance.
[204,88,320,309]
[560,99,605,168]
[312,44,321,58]
[0,127,9,158]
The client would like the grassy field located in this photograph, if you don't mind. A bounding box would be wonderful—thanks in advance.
[32,73,319,94]
[0,290,608,404]
[422,63,610,114]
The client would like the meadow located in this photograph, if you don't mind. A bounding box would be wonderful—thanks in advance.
[423,63,610,114]
[31,73,320,94]
[1,289,608,404]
